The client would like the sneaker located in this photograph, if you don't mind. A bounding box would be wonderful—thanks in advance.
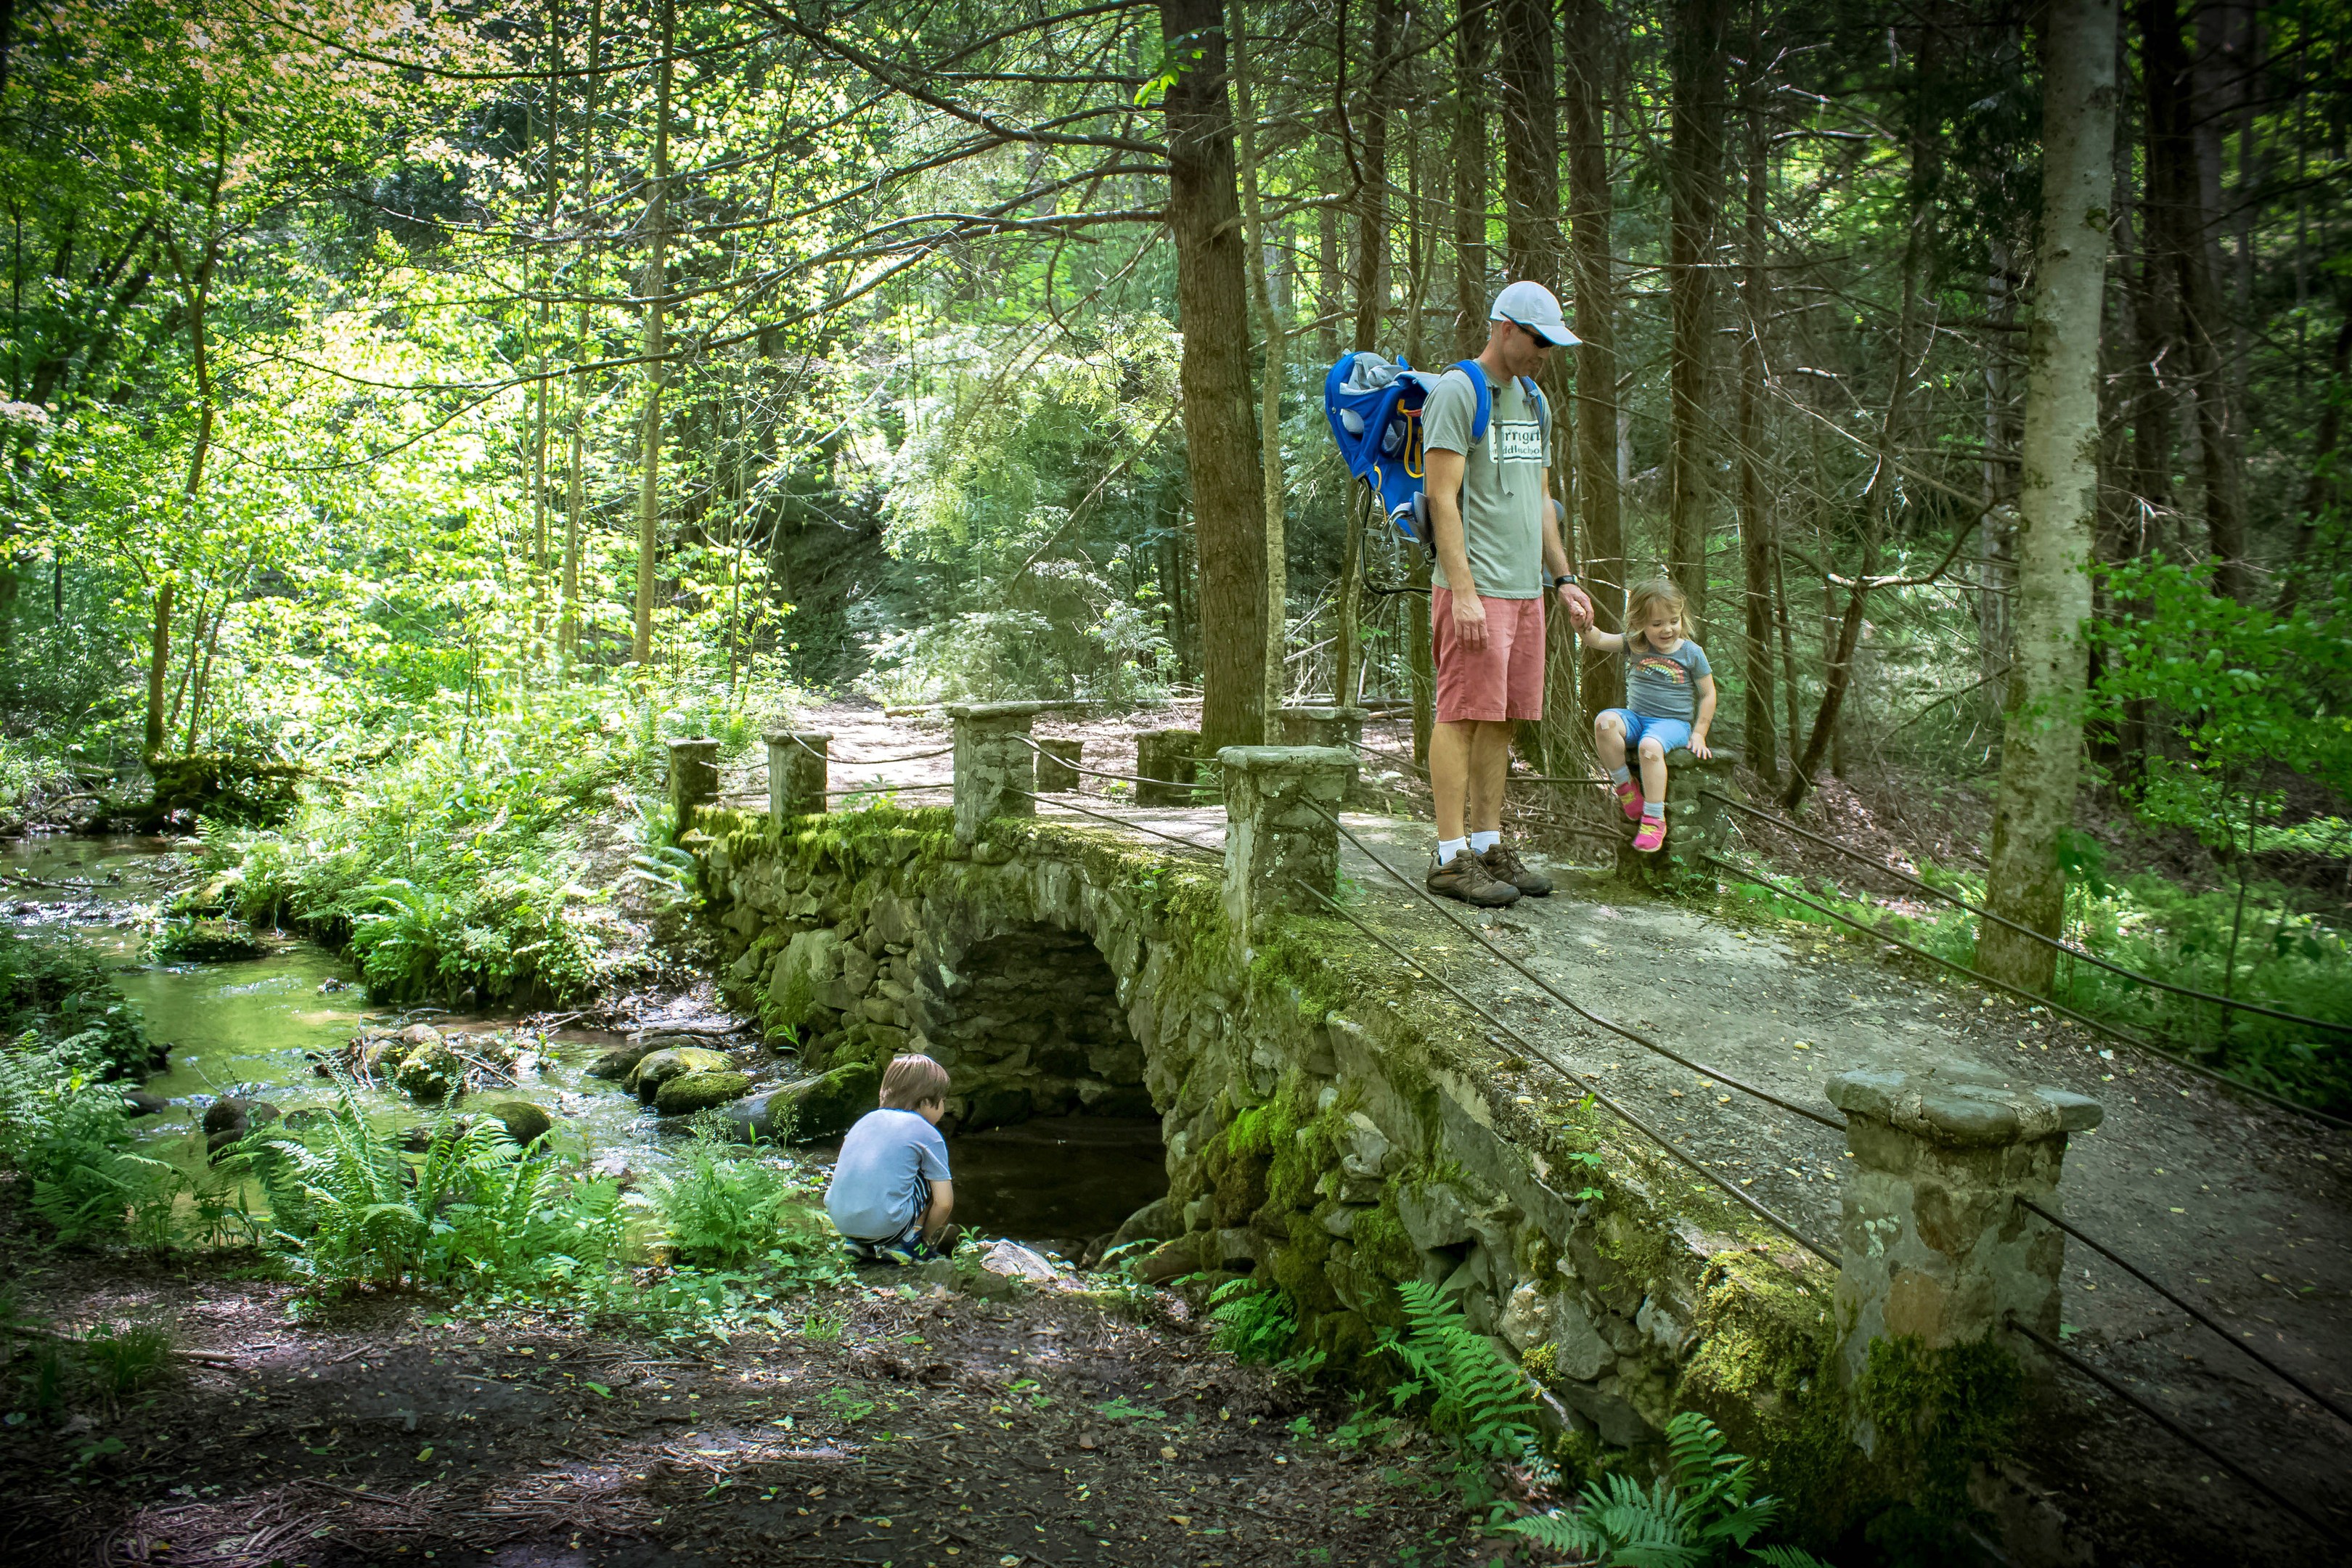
[1428,849,1522,907]
[1614,779,1644,821]
[1482,844,1553,898]
[1633,815,1667,853]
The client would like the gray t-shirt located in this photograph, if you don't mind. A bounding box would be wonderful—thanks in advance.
[1622,637,1712,722]
[825,1108,951,1241]
[1422,366,1551,600]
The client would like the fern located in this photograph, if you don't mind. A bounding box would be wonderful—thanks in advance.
[1377,1278,1538,1466]
[1207,1278,1298,1365]
[1503,1410,1832,1568]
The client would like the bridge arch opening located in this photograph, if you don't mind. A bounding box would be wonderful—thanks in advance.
[915,919,1165,1253]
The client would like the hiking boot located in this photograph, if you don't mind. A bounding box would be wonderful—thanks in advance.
[1482,843,1552,898]
[1427,849,1522,907]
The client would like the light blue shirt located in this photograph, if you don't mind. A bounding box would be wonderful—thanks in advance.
[825,1108,951,1241]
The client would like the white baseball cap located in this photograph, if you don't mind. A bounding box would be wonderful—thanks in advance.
[1490,280,1580,347]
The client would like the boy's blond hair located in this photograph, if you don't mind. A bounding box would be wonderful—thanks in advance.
[1625,578,1689,640]
[880,1053,951,1109]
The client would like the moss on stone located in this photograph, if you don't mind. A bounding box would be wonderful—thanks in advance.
[653,1070,754,1116]
[1854,1334,2028,1556]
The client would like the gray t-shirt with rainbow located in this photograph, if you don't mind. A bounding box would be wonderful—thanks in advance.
[1622,637,1712,721]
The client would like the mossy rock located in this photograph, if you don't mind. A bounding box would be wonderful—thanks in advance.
[769,1060,881,1141]
[485,1100,555,1146]
[627,1046,734,1101]
[653,1070,754,1116]
[584,1040,660,1079]
[394,1040,464,1100]
[155,917,267,963]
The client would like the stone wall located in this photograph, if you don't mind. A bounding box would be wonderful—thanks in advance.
[687,803,1845,1481]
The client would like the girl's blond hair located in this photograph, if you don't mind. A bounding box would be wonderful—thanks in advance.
[1625,579,1689,636]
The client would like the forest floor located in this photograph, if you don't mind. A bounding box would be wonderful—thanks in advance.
[766,701,2351,1565]
[0,1243,1499,1568]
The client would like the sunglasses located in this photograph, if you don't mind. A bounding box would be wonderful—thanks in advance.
[1510,320,1555,350]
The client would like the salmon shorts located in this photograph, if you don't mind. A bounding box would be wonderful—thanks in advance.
[1432,589,1546,724]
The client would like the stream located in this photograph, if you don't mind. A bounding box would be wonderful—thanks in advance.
[3,836,1166,1257]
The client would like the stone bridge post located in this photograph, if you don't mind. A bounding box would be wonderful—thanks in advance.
[948,701,1100,843]
[1826,1063,2103,1416]
[666,737,721,825]
[1617,748,1739,889]
[767,730,830,821]
[1276,705,1370,749]
[1217,746,1356,939]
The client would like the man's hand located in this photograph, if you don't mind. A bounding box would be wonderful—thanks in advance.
[1688,734,1712,760]
[1450,589,1489,650]
[1556,581,1595,630]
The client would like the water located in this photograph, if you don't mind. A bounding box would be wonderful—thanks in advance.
[4,836,1166,1246]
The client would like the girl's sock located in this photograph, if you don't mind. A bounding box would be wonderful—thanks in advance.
[1610,764,1633,786]
[1641,801,1665,821]
[1437,837,1469,865]
[1468,830,1500,854]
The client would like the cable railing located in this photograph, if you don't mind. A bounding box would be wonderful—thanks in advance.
[1704,788,2352,1037]
[1704,849,2352,1132]
[2004,1315,2338,1545]
[2014,1195,2349,1427]
[1302,802,1846,1134]
[1291,875,1840,1268]
[1003,788,1223,859]
[783,732,956,767]
[1008,732,1220,793]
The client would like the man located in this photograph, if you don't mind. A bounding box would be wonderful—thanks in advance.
[1421,279,1597,906]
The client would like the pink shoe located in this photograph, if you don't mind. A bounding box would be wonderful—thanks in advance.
[1615,780,1644,822]
[1633,815,1667,853]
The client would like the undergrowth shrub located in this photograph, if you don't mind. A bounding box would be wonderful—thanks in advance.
[237,1081,622,1293]
[1504,1410,1831,1567]
[0,1032,186,1245]
[0,936,156,1075]
[1378,1280,1538,1475]
[646,1122,838,1279]
[1207,1277,1299,1364]
[81,1320,175,1397]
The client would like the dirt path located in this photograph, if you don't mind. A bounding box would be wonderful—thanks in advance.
[1,1251,1492,1568]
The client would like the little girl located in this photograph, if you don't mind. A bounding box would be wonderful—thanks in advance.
[1577,579,1716,852]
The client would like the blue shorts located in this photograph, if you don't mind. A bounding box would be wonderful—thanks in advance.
[1601,710,1693,754]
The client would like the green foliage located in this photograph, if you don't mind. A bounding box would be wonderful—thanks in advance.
[648,1133,801,1269]
[81,1320,175,1397]
[1504,1411,1831,1568]
[1376,1279,1537,1469]
[0,1032,184,1246]
[236,1080,623,1294]
[0,936,156,1076]
[1207,1277,1299,1365]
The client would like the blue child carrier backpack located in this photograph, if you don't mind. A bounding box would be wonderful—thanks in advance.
[1322,352,1547,551]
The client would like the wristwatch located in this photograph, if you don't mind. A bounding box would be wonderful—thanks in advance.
[1551,573,1581,589]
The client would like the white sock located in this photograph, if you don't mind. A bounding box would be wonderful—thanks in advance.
[1611,765,1633,786]
[1469,830,1500,854]
[1437,837,1469,865]
[1642,801,1665,821]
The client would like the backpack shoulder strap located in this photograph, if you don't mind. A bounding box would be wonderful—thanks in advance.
[1450,359,1494,443]
[1519,375,1548,432]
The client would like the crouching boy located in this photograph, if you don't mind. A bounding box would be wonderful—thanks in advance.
[825,1054,956,1264]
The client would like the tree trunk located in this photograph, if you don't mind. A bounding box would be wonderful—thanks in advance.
[1161,0,1269,750]
[1316,200,1340,365]
[630,0,674,667]
[1352,0,1396,353]
[144,580,173,759]
[1735,73,1776,786]
[2277,317,2352,611]
[1451,0,1487,359]
[561,0,604,670]
[1228,0,1288,719]
[1978,0,2118,992]
[2141,0,2249,601]
[1564,0,1622,730]
[1496,0,1570,444]
[1666,0,1731,629]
